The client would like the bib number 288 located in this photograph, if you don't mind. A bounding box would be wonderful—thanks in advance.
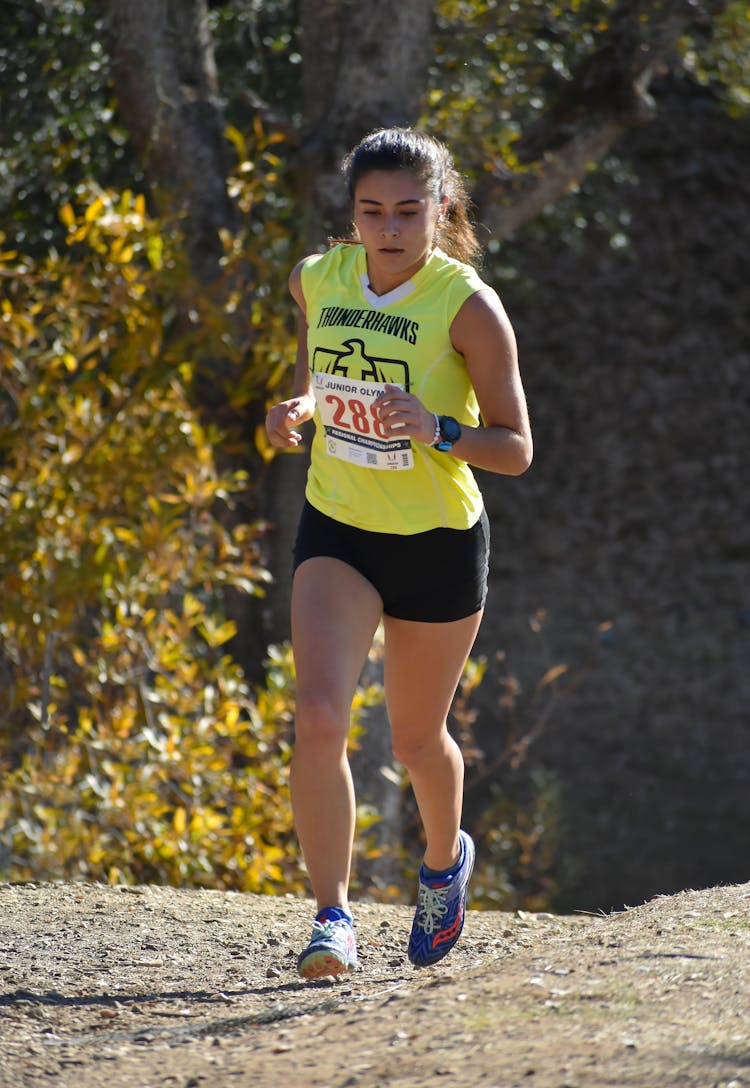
[325,393,388,438]
[312,371,413,470]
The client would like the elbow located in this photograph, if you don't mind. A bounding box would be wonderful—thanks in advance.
[506,434,533,476]
[508,457,532,477]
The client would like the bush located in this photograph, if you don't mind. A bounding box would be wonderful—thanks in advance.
[0,185,304,890]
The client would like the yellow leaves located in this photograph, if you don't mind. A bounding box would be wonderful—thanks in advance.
[101,622,120,650]
[182,592,203,621]
[197,617,237,647]
[0,630,305,892]
[0,161,307,894]
[146,234,163,270]
[254,423,276,464]
[61,442,83,465]
[189,807,224,837]
[225,123,247,161]
[109,237,134,263]
[85,196,105,223]
[56,185,167,293]
[113,526,139,546]
[72,646,87,667]
[156,640,186,671]
[223,702,241,730]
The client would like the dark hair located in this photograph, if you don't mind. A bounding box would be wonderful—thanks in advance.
[341,127,481,266]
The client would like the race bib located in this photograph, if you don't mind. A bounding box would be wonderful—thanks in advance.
[312,372,414,471]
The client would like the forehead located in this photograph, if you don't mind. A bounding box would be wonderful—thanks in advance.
[353,169,431,205]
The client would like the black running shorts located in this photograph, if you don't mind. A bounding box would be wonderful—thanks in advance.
[292,500,490,623]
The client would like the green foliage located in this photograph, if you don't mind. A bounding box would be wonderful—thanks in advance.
[0,2,132,252]
[425,0,750,235]
[0,1,302,254]
[208,1,302,127]
[3,0,746,254]
[426,0,621,175]
[682,0,750,114]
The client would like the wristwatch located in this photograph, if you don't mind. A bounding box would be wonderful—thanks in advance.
[434,415,462,452]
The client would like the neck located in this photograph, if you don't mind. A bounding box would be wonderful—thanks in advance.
[365,248,433,297]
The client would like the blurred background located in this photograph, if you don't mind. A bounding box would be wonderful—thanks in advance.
[1,0,747,913]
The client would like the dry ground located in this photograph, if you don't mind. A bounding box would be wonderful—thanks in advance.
[0,880,748,1088]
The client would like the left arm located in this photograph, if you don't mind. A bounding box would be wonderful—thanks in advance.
[375,289,533,476]
[447,288,532,476]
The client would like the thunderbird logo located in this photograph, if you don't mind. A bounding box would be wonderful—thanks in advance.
[312,338,410,391]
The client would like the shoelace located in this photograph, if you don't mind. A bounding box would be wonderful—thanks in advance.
[415,884,450,933]
[310,918,351,941]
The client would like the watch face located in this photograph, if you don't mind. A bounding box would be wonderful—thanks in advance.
[437,416,461,448]
[441,417,461,442]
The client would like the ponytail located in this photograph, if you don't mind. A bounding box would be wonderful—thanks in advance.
[439,163,481,266]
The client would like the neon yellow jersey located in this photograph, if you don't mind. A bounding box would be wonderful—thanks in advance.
[301,243,489,534]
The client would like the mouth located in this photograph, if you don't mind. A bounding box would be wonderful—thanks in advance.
[378,247,404,255]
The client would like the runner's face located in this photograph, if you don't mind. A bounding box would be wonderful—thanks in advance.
[353,170,445,293]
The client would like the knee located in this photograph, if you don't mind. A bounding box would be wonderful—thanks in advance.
[391,734,435,772]
[391,721,456,772]
[294,696,349,754]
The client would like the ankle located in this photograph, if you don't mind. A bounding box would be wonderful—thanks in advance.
[316,905,353,924]
[423,837,462,875]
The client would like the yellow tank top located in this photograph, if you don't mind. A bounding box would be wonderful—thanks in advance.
[301,243,489,534]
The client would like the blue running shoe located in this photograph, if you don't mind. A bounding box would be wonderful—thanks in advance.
[297,907,358,979]
[407,830,475,967]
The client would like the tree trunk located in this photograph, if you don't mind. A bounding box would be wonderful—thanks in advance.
[102,0,273,678]
[102,0,250,444]
[103,0,236,283]
[293,0,434,237]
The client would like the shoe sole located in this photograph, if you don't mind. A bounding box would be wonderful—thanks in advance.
[298,949,356,980]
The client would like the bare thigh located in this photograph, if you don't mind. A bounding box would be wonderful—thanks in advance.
[383,610,483,756]
[292,557,383,737]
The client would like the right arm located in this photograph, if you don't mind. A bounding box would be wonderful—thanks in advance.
[265,259,317,448]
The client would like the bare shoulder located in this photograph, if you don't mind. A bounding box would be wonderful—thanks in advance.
[288,254,319,311]
[450,288,517,369]
[450,288,516,358]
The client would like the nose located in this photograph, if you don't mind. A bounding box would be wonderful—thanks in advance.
[381,214,400,237]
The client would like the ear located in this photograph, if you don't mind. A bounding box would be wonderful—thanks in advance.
[437,194,450,224]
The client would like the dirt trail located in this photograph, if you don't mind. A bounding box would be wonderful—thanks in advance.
[0,881,748,1087]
